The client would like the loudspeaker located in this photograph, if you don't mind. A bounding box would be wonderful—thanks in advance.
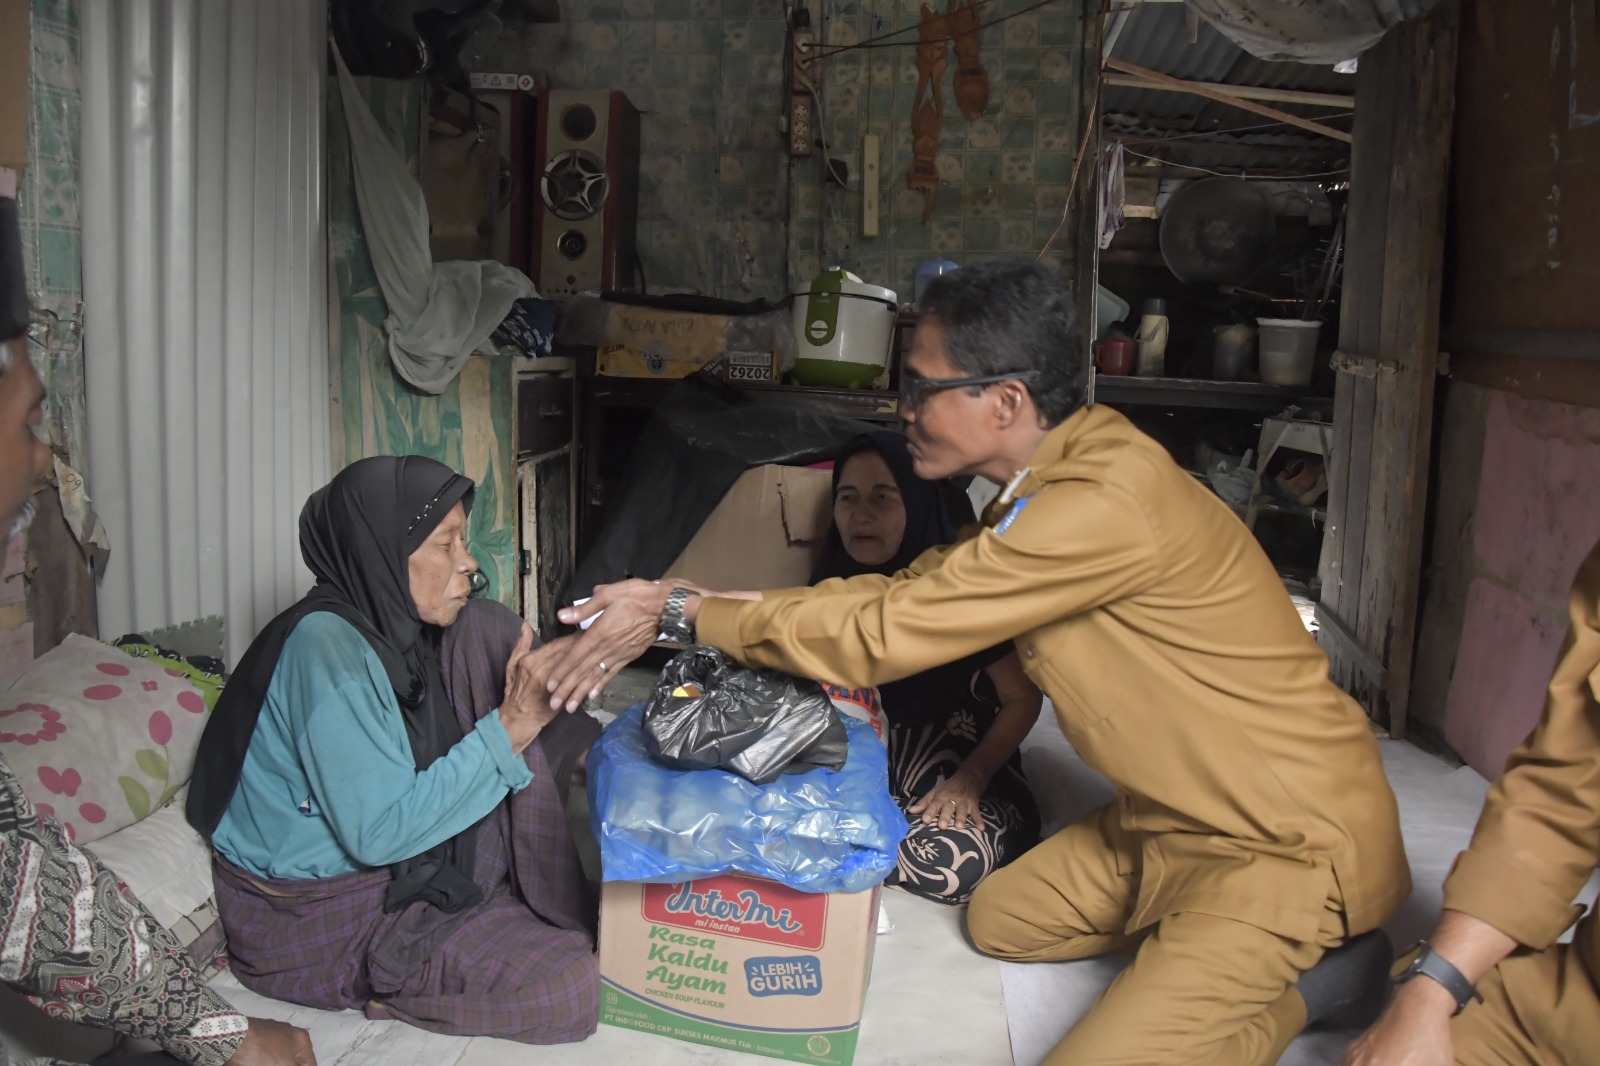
[530,90,640,297]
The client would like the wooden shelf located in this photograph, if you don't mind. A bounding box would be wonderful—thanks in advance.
[1092,373,1318,413]
[585,374,902,423]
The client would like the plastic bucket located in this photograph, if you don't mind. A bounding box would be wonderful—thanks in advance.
[1256,318,1320,387]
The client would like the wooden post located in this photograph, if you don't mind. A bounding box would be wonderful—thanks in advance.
[1320,2,1460,738]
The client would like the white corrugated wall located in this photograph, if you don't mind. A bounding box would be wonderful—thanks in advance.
[80,0,330,666]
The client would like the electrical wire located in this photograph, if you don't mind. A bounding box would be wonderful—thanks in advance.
[1115,144,1351,181]
[810,0,1066,59]
[1035,4,1103,262]
[806,85,850,186]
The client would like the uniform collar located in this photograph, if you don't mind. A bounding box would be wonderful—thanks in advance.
[1004,404,1103,500]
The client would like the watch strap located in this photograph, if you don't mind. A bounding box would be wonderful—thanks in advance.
[657,586,695,643]
[1401,943,1482,1015]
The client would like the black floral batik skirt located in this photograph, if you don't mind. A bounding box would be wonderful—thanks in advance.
[884,704,1041,905]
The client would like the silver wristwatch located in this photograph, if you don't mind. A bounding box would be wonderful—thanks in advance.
[656,586,696,645]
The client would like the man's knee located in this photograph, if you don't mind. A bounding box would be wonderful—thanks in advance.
[966,868,1100,960]
[965,865,1019,956]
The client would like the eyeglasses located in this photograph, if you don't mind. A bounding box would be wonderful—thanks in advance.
[900,370,1039,413]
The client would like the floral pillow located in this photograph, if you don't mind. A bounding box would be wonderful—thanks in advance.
[0,634,210,844]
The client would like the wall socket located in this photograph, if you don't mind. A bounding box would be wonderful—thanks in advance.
[789,95,813,156]
[791,29,815,87]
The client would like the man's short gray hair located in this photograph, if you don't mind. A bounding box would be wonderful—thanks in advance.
[0,337,14,376]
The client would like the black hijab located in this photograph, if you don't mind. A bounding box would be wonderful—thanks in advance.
[809,433,1010,722]
[187,456,483,914]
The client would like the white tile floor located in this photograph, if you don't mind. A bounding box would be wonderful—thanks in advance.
[207,703,1582,1066]
[999,714,1500,1066]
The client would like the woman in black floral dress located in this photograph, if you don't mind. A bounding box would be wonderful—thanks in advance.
[812,432,1042,905]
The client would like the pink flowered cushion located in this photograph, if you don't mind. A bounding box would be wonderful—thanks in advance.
[0,634,210,844]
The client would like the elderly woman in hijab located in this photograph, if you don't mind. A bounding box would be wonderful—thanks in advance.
[812,432,1043,905]
[186,456,600,1044]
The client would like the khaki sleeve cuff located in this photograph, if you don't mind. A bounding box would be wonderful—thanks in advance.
[696,596,749,655]
[1441,847,1586,950]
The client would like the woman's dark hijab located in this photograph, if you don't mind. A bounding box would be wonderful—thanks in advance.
[188,455,483,914]
[809,433,1009,718]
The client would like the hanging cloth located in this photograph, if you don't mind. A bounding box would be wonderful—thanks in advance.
[331,44,535,394]
[1098,143,1127,251]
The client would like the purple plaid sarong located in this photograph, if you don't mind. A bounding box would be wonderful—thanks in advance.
[212,600,602,1044]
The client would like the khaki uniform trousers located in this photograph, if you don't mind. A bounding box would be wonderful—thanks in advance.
[1451,912,1600,1065]
[967,804,1346,1066]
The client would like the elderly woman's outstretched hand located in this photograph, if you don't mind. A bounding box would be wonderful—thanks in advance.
[499,625,580,753]
[547,579,674,712]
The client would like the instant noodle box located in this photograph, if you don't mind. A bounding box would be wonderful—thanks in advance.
[598,872,881,1064]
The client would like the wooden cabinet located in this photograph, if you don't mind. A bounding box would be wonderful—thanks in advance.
[515,371,576,637]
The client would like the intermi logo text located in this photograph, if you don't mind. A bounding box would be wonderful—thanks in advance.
[642,875,827,950]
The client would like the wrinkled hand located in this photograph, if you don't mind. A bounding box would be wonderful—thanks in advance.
[549,579,674,712]
[499,625,579,753]
[909,769,986,831]
[1339,983,1455,1066]
[226,1017,317,1066]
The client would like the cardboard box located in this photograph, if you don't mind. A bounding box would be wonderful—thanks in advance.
[2,0,29,173]
[596,305,729,379]
[666,464,834,591]
[599,874,881,1065]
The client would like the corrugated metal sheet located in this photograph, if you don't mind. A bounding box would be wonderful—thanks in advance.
[1105,3,1355,148]
[80,0,330,666]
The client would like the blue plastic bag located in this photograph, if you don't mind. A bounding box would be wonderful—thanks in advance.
[587,704,908,894]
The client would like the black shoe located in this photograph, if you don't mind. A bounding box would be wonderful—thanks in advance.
[1297,928,1393,1030]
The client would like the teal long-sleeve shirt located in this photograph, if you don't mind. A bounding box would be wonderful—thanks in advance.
[212,611,532,880]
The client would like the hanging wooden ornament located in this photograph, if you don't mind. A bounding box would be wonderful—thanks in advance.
[949,0,989,120]
[908,3,951,223]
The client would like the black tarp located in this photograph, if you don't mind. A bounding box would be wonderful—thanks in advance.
[564,374,878,601]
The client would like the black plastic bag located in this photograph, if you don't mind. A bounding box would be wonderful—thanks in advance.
[642,646,849,785]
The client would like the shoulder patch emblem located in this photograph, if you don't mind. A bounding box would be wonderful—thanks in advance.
[995,496,1031,535]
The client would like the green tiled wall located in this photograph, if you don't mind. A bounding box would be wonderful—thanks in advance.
[16,0,84,469]
[488,0,1086,301]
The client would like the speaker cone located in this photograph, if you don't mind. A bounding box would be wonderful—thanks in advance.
[559,103,598,143]
[541,149,610,221]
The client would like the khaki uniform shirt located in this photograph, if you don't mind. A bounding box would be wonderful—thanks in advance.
[698,405,1410,942]
[1442,539,1600,975]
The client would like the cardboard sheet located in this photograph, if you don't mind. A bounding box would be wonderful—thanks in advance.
[666,464,834,592]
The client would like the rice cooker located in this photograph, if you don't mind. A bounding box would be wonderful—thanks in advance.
[790,268,899,389]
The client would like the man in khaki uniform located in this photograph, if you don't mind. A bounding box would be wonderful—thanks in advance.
[550,260,1410,1065]
[1343,539,1600,1066]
